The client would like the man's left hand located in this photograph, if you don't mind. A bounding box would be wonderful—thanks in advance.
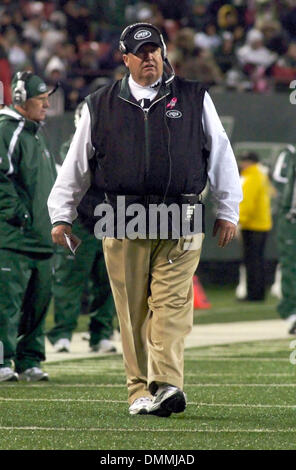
[212,218,237,248]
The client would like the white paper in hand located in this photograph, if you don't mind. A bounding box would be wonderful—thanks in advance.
[64,233,81,255]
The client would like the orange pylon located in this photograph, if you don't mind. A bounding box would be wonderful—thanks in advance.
[193,275,211,309]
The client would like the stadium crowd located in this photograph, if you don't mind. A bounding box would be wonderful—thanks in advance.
[1,0,296,110]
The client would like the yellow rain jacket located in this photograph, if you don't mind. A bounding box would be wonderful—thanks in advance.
[239,163,272,231]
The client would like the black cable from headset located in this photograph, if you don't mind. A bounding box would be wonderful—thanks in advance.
[162,95,172,204]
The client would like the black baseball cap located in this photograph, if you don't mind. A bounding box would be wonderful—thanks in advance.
[121,24,163,55]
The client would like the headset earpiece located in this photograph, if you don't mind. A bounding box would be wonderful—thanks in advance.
[12,71,32,106]
[119,40,126,54]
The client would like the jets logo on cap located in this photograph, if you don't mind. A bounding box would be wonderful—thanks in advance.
[134,30,152,40]
[38,83,47,92]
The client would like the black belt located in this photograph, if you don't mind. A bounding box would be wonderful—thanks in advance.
[105,193,202,207]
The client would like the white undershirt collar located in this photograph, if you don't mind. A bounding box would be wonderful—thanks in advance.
[128,75,161,102]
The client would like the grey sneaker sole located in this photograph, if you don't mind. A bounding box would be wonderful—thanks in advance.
[19,374,49,382]
[129,408,149,416]
[90,347,117,353]
[289,322,296,335]
[149,408,172,418]
[0,374,19,383]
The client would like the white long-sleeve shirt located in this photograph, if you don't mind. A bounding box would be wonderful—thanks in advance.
[48,77,242,225]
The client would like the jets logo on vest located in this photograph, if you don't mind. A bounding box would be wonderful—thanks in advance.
[166,110,182,118]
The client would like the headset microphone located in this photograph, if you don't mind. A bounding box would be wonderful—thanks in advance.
[164,58,175,86]
[48,81,60,96]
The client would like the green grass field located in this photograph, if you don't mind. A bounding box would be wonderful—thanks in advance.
[194,286,279,324]
[0,287,295,450]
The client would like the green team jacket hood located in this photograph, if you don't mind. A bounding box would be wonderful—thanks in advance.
[0,106,57,253]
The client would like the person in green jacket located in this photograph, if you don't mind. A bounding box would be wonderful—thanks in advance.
[47,103,117,354]
[0,71,57,382]
[272,145,296,334]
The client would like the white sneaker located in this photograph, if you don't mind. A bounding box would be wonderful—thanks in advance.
[19,367,49,382]
[0,367,19,382]
[81,332,90,341]
[289,320,296,335]
[149,384,186,417]
[90,339,117,353]
[110,329,121,342]
[53,338,71,353]
[129,397,152,415]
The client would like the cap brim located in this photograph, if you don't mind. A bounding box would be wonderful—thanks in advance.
[132,41,162,54]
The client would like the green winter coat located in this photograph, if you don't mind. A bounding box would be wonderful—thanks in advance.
[0,106,57,253]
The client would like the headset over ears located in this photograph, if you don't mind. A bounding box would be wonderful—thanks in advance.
[12,71,33,105]
[119,22,167,60]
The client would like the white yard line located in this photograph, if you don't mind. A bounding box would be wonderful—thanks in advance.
[44,369,295,377]
[0,398,295,408]
[0,383,295,388]
[0,426,295,433]
[184,356,290,361]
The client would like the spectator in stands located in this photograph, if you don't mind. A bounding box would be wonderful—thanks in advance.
[65,76,89,111]
[237,28,278,69]
[180,48,224,85]
[259,19,289,56]
[281,1,296,41]
[171,27,223,85]
[1,0,296,95]
[272,41,296,90]
[0,42,12,106]
[149,0,192,22]
[217,3,239,33]
[281,41,296,67]
[34,17,67,71]
[236,28,278,92]
[63,1,91,44]
[187,0,212,32]
[194,22,222,51]
[22,13,43,46]
[214,31,237,75]
[169,27,197,75]
[7,33,31,73]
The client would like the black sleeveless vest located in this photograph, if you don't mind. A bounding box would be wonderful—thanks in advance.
[86,75,209,198]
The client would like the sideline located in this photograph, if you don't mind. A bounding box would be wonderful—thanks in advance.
[45,319,291,364]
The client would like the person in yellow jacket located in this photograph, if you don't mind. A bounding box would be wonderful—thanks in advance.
[238,152,272,301]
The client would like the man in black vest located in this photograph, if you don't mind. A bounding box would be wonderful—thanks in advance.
[48,23,242,417]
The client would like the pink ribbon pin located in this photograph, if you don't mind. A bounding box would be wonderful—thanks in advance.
[166,97,178,109]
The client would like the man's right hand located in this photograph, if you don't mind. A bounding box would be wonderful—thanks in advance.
[51,224,72,248]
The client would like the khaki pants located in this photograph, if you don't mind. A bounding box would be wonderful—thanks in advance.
[103,235,203,404]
